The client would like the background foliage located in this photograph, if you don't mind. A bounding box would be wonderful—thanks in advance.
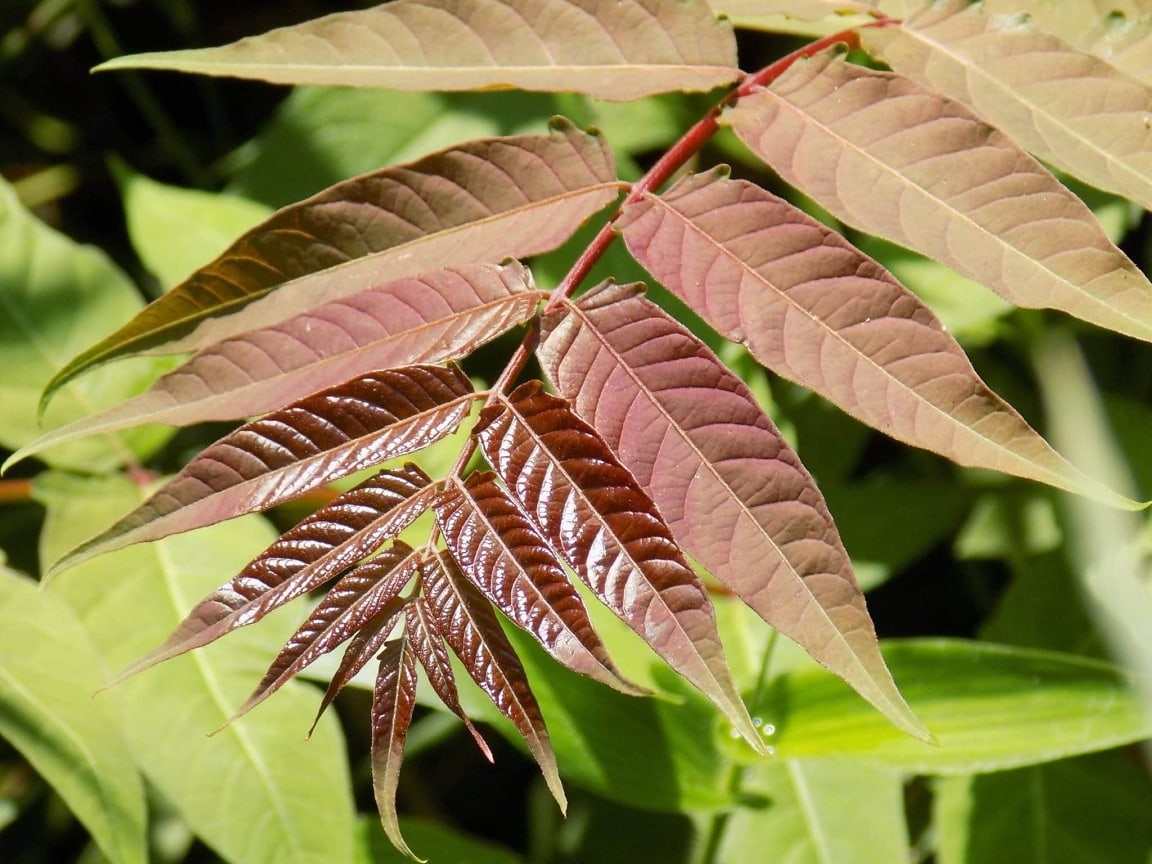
[2,0,1152,862]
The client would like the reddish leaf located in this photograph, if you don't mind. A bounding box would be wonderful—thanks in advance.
[537,281,926,739]
[475,382,766,751]
[437,472,642,695]
[43,121,621,404]
[617,171,1133,507]
[111,464,435,686]
[721,46,1152,344]
[96,0,740,101]
[21,263,541,457]
[370,637,420,861]
[311,603,407,736]
[231,543,418,722]
[421,550,566,810]
[403,599,492,761]
[48,365,475,579]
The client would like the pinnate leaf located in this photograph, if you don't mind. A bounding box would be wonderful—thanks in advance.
[617,171,1133,507]
[862,1,1152,213]
[43,121,621,403]
[370,637,421,862]
[115,464,435,685]
[404,599,492,760]
[420,550,566,810]
[437,472,641,695]
[48,365,474,578]
[22,263,541,455]
[475,382,766,752]
[95,0,740,101]
[537,281,925,739]
[721,47,1152,344]
[232,543,417,722]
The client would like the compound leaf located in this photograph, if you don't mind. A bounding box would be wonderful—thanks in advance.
[47,365,474,578]
[96,0,740,101]
[421,550,566,810]
[437,472,640,695]
[114,464,435,685]
[617,171,1133,507]
[42,122,620,404]
[537,281,925,739]
[404,599,493,759]
[722,47,1152,344]
[233,544,417,721]
[475,382,766,752]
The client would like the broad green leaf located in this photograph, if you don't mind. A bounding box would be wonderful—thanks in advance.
[0,177,167,472]
[724,47,1152,345]
[934,751,1152,864]
[617,171,1135,507]
[538,282,928,741]
[19,263,540,457]
[0,568,146,864]
[755,639,1152,773]
[42,121,622,405]
[37,473,356,864]
[472,626,738,811]
[96,0,740,101]
[230,88,562,208]
[44,365,476,578]
[117,166,273,291]
[476,383,768,754]
[862,1,1152,213]
[719,760,910,864]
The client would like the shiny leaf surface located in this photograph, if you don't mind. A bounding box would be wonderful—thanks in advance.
[421,550,566,810]
[47,366,473,577]
[370,638,420,861]
[537,281,924,739]
[475,382,765,752]
[437,472,640,694]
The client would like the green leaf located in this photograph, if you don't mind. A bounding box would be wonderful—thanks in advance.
[464,625,738,811]
[117,164,273,292]
[0,568,146,864]
[934,751,1152,864]
[0,178,168,471]
[719,759,910,864]
[230,88,562,208]
[36,473,357,864]
[754,639,1152,773]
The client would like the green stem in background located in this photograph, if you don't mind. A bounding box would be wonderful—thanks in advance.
[697,629,781,864]
[78,0,203,184]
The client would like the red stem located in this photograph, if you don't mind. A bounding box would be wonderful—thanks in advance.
[447,16,897,481]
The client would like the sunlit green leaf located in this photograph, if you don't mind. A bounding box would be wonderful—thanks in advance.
[0,178,169,471]
[754,639,1152,773]
[36,473,357,864]
[0,568,146,864]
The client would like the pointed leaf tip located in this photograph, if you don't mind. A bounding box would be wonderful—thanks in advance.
[477,382,769,754]
[538,281,929,741]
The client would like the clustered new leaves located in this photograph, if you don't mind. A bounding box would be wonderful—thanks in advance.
[14,0,1152,858]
